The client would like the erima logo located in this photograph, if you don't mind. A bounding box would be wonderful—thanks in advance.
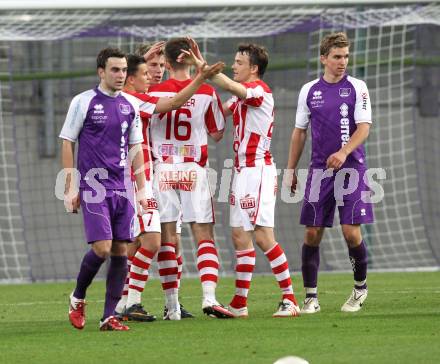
[93,104,104,114]
[121,121,128,134]
[312,90,322,100]
[339,88,351,97]
[340,103,350,147]
[361,208,366,216]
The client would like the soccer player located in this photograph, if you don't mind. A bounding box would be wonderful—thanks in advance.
[148,37,231,320]
[180,40,300,317]
[61,47,224,331]
[115,44,194,320]
[287,32,373,313]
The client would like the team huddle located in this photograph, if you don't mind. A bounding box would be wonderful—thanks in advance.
[60,32,373,331]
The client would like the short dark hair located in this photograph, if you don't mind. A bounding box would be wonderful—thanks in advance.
[126,54,145,78]
[165,38,190,69]
[96,47,126,69]
[237,43,269,77]
[320,32,350,56]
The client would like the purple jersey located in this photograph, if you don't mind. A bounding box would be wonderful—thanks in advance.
[59,86,147,190]
[295,74,372,168]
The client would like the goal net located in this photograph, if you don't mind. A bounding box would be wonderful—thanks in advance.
[0,2,439,282]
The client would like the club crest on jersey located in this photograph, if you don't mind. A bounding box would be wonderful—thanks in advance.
[146,198,158,210]
[339,88,351,97]
[93,104,104,114]
[240,194,256,209]
[119,103,131,115]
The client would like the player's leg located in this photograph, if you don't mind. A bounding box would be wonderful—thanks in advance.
[69,192,113,330]
[115,238,139,317]
[254,226,300,317]
[185,164,233,318]
[99,240,130,331]
[340,224,368,312]
[124,185,161,321]
[299,168,337,314]
[153,163,182,320]
[190,222,233,318]
[338,168,373,312]
[173,212,194,318]
[228,226,255,318]
[124,232,160,322]
[300,226,325,314]
[158,222,181,320]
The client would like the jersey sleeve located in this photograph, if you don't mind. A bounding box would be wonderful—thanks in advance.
[59,94,86,142]
[354,80,372,124]
[138,93,159,118]
[128,104,144,145]
[205,91,225,134]
[295,84,311,129]
[243,83,265,107]
[226,95,238,113]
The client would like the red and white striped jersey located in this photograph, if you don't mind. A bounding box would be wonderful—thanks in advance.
[148,79,225,166]
[226,80,274,168]
[123,90,159,181]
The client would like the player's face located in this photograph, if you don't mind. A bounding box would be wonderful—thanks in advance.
[232,52,254,83]
[99,57,127,92]
[146,54,166,86]
[321,46,349,79]
[132,63,150,93]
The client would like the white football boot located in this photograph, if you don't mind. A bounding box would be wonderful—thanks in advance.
[300,297,321,314]
[273,299,300,317]
[341,288,368,312]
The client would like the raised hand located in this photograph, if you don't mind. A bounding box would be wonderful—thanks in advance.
[143,41,165,62]
[200,61,225,79]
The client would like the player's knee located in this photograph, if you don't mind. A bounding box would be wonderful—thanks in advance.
[342,226,361,248]
[92,244,112,259]
[304,227,322,246]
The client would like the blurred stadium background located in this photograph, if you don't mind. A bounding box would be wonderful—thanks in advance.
[0,0,439,282]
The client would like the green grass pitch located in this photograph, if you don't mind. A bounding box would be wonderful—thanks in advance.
[0,271,439,364]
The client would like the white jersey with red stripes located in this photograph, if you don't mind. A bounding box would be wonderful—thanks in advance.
[124,89,157,181]
[148,79,225,166]
[226,80,274,168]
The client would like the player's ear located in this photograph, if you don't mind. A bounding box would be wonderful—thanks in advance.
[320,54,327,66]
[250,64,259,76]
[97,67,105,79]
[165,60,172,71]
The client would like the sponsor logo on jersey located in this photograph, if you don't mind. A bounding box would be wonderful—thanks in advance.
[240,194,256,209]
[119,103,131,115]
[362,92,368,110]
[159,144,196,158]
[312,90,322,100]
[310,90,324,108]
[93,104,104,114]
[91,115,108,123]
[339,88,351,97]
[340,103,350,147]
[159,170,197,191]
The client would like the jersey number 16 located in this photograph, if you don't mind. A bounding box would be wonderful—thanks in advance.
[159,109,192,141]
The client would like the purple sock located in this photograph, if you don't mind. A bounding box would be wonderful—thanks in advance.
[103,255,128,320]
[348,240,368,290]
[73,249,105,299]
[301,244,320,297]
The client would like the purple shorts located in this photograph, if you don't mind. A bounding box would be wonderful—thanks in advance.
[300,167,374,227]
[80,189,136,243]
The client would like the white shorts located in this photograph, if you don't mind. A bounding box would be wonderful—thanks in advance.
[153,162,214,224]
[133,180,161,235]
[230,164,277,231]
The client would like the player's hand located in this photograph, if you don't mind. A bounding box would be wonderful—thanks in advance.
[177,48,205,69]
[186,36,205,64]
[326,150,347,169]
[200,61,225,79]
[143,41,165,62]
[283,169,298,195]
[138,198,149,216]
[64,192,80,213]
